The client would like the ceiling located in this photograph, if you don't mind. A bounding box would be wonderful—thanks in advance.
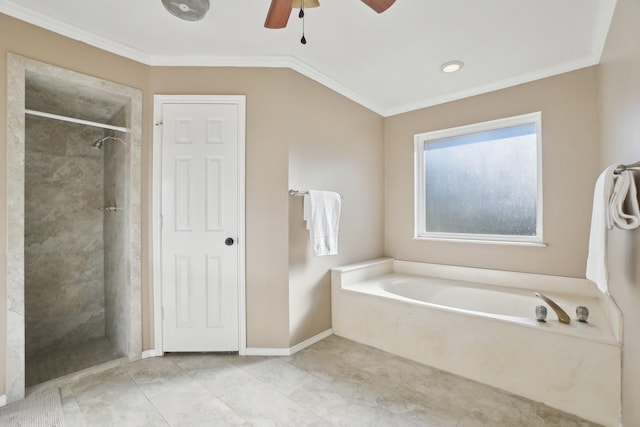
[1,0,617,117]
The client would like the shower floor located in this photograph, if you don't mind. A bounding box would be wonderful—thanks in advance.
[25,337,124,387]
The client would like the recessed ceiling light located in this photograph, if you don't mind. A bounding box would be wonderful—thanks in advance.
[441,60,464,73]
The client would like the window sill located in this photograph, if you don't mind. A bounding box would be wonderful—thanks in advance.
[413,236,548,247]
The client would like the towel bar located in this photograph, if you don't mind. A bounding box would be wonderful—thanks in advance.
[614,161,640,174]
[289,189,343,198]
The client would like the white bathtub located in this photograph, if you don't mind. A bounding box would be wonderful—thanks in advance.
[331,258,622,426]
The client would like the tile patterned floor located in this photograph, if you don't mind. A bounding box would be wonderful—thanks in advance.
[55,335,601,427]
[26,337,124,387]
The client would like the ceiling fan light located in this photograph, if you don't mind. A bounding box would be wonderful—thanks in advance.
[292,0,320,8]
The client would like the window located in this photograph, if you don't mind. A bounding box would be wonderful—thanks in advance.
[414,112,543,245]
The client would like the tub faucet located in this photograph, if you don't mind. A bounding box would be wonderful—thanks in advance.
[534,292,571,324]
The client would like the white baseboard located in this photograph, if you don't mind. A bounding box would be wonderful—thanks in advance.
[244,347,291,357]
[245,329,333,357]
[0,395,6,407]
[141,349,162,359]
[146,329,333,358]
[289,328,333,355]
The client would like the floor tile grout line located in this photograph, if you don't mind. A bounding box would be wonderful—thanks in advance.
[67,393,89,427]
[68,387,92,427]
[202,354,343,426]
[284,360,419,427]
[136,356,254,426]
[127,371,172,427]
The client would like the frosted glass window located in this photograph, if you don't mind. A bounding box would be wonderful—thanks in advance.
[414,112,543,244]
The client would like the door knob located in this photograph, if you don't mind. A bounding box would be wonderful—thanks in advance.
[225,237,235,246]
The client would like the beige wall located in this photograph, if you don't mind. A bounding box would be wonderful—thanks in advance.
[287,72,385,346]
[150,67,385,348]
[1,13,385,395]
[149,66,386,348]
[150,66,294,348]
[385,67,600,278]
[598,0,640,424]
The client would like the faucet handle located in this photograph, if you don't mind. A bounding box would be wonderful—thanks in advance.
[535,305,547,322]
[576,306,589,323]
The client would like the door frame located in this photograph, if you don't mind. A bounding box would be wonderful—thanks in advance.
[152,95,247,356]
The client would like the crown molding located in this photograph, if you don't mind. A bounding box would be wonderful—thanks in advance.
[0,0,616,118]
[0,1,385,115]
[384,55,600,117]
[287,57,385,116]
[147,54,386,115]
[0,1,152,64]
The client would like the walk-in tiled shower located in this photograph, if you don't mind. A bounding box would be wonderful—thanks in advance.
[6,55,143,399]
[23,78,132,386]
[24,115,113,385]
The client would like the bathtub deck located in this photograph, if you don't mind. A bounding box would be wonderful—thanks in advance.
[332,258,621,426]
[344,272,617,345]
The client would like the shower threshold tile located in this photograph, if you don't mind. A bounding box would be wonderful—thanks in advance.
[25,337,124,388]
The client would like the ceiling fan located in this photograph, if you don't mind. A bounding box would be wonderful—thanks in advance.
[161,0,210,21]
[264,0,397,29]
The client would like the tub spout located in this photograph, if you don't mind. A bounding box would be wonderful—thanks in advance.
[534,292,570,324]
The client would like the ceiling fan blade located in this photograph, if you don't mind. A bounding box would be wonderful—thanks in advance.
[265,0,293,29]
[361,0,396,13]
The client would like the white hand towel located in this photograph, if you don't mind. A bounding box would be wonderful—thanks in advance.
[586,165,640,293]
[609,170,640,229]
[303,190,342,256]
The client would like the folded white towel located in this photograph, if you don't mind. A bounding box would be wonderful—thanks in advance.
[609,170,640,229]
[586,165,640,293]
[303,190,342,256]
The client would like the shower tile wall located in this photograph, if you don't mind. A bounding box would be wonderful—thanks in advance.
[104,105,130,356]
[25,115,105,356]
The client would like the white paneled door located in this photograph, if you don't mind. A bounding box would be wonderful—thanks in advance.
[160,101,242,352]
